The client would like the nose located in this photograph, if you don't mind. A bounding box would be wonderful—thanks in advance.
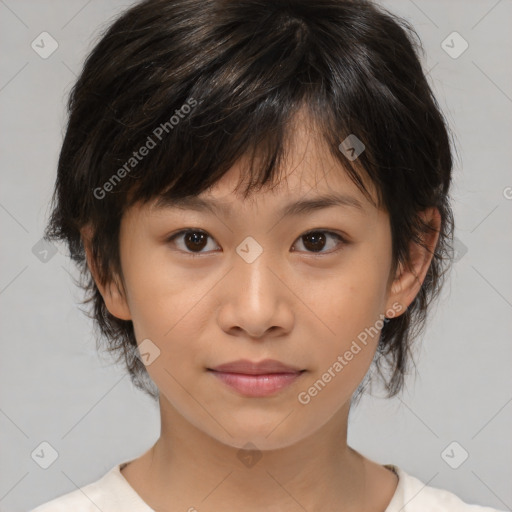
[216,250,294,340]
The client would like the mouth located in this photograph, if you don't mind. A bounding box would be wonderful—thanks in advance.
[208,358,305,375]
[207,363,306,397]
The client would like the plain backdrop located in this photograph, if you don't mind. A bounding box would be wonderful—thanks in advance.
[1,0,511,511]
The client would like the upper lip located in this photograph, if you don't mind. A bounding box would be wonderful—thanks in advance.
[208,359,304,375]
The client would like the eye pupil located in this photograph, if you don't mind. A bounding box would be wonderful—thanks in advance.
[303,232,326,252]
[185,231,207,251]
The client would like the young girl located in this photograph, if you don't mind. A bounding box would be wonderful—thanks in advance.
[31,0,504,510]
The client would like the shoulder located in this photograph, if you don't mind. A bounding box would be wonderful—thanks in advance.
[385,465,506,512]
[28,463,151,512]
[29,487,97,512]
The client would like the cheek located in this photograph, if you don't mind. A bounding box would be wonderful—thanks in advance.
[300,246,391,405]
[296,270,387,418]
[320,254,390,342]
[122,252,214,368]
[123,245,200,325]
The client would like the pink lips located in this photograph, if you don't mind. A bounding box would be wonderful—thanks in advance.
[208,359,305,397]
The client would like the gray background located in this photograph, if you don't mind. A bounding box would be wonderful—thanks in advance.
[1,0,511,511]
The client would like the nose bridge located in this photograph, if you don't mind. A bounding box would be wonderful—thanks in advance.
[217,236,291,338]
[233,237,278,308]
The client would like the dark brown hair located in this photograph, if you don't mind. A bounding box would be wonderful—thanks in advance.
[44,0,455,403]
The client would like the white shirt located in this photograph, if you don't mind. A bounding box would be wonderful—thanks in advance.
[29,462,504,511]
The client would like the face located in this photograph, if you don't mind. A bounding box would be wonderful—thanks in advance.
[89,123,433,451]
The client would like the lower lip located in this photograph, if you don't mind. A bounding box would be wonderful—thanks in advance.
[208,370,304,397]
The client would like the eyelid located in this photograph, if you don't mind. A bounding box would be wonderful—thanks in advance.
[165,228,349,256]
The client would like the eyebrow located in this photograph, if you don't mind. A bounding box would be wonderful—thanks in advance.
[153,192,365,217]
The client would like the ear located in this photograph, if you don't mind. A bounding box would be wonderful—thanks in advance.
[385,207,441,315]
[80,224,132,321]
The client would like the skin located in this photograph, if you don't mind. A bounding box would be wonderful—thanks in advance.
[82,117,440,511]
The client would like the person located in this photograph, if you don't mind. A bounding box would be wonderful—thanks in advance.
[30,0,504,510]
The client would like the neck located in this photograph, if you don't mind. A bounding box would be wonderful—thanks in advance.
[129,396,375,512]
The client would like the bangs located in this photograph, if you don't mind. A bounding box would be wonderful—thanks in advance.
[126,96,379,213]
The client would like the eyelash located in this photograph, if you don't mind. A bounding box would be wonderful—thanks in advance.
[165,229,348,258]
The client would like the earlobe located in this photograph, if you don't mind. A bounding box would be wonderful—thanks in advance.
[100,273,132,322]
[81,226,132,321]
[386,207,441,314]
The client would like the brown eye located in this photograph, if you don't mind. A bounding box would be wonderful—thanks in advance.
[167,229,219,255]
[183,231,208,251]
[293,230,346,254]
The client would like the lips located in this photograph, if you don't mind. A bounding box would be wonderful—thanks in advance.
[207,359,305,397]
[208,358,304,375]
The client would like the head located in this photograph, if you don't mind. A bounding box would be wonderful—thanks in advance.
[45,0,454,447]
